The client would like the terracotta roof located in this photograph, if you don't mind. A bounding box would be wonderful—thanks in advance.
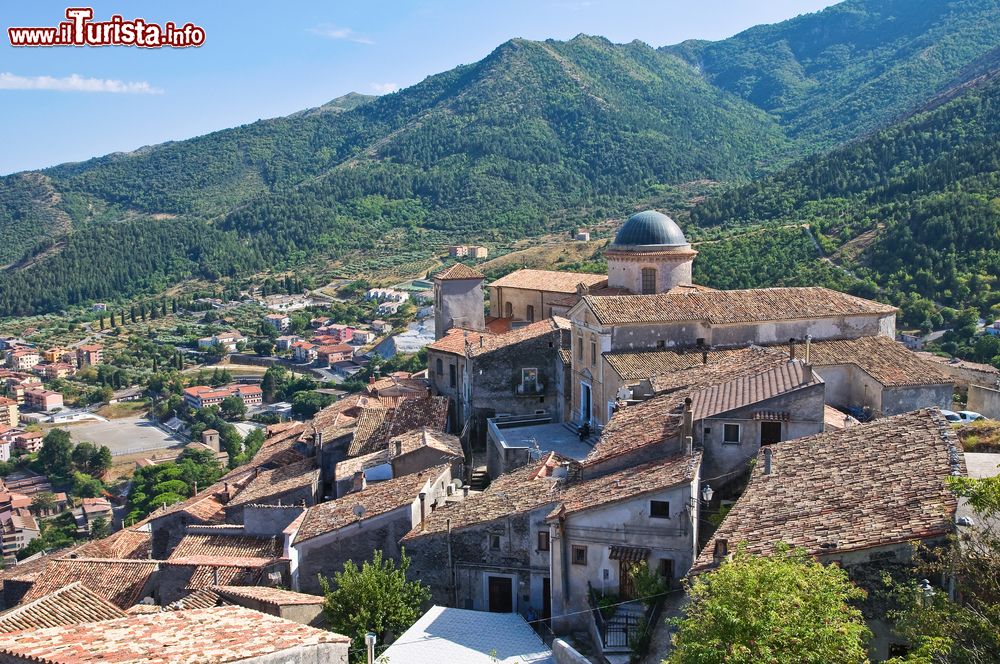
[20,559,159,609]
[691,409,965,573]
[227,458,319,508]
[404,457,563,540]
[407,451,700,540]
[427,316,569,357]
[294,465,450,544]
[586,352,816,466]
[791,336,952,387]
[391,427,464,459]
[125,603,164,615]
[212,585,324,608]
[0,605,350,663]
[161,558,275,591]
[550,452,700,519]
[490,269,606,293]
[0,582,126,632]
[168,533,283,560]
[582,395,683,467]
[605,347,746,382]
[165,587,225,611]
[435,263,485,280]
[581,287,896,325]
[347,396,450,458]
[75,528,152,560]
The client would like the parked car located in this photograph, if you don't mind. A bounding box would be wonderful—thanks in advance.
[940,409,962,423]
[956,410,986,423]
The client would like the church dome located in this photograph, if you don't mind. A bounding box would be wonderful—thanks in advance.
[612,210,687,247]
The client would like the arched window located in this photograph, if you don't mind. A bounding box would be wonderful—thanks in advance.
[504,302,513,318]
[435,358,443,375]
[641,268,657,295]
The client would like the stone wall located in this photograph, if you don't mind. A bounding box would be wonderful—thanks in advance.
[435,278,484,339]
[969,383,1000,419]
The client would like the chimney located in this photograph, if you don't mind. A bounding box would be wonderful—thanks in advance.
[684,435,693,455]
[763,447,773,475]
[479,335,484,348]
[788,338,796,360]
[804,335,812,364]
[680,397,694,443]
[369,375,376,385]
[462,486,470,498]
[393,439,402,457]
[702,350,708,365]
[419,491,428,529]
[212,567,219,586]
[713,538,728,563]
[352,471,367,493]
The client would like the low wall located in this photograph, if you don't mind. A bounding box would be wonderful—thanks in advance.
[552,638,591,664]
[969,384,1000,419]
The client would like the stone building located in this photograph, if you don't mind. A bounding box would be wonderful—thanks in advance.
[488,269,608,322]
[692,409,964,660]
[426,317,570,441]
[434,264,486,340]
[291,464,456,594]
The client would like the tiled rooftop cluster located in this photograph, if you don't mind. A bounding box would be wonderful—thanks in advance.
[489,269,606,293]
[581,286,896,325]
[692,409,964,572]
[428,316,569,356]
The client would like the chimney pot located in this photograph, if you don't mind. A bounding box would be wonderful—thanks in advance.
[352,471,367,493]
[684,435,693,455]
[788,338,796,360]
[419,491,428,529]
[702,350,708,365]
[763,447,773,475]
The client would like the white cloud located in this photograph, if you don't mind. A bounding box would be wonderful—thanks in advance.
[370,82,399,95]
[0,72,163,94]
[307,24,374,45]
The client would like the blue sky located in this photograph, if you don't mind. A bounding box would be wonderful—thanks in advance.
[0,1,838,175]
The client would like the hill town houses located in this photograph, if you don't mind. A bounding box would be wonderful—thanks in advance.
[0,212,966,663]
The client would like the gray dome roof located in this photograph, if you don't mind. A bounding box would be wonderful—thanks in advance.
[612,210,687,247]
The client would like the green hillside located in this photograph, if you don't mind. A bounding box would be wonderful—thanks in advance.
[689,66,1000,327]
[2,0,999,316]
[664,0,1000,147]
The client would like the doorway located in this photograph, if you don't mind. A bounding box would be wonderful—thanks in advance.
[580,382,592,424]
[619,561,636,600]
[487,575,514,613]
[760,421,782,445]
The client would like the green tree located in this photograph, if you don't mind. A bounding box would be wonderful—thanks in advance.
[90,446,113,476]
[291,391,334,418]
[71,471,105,498]
[30,491,57,515]
[886,475,1000,663]
[219,395,247,421]
[669,546,870,664]
[89,515,111,540]
[71,441,98,473]
[319,550,430,663]
[38,429,74,479]
[261,366,288,402]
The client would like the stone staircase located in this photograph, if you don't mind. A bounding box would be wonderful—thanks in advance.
[469,466,490,492]
[561,421,599,447]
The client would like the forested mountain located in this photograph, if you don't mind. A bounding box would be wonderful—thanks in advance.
[665,0,1000,147]
[689,63,1000,326]
[1,0,999,316]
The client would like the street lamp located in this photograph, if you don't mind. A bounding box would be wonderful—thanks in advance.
[918,579,934,606]
[701,484,714,504]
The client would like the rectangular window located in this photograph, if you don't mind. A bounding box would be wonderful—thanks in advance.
[449,364,457,388]
[658,558,675,580]
[526,305,535,322]
[650,500,670,519]
[723,423,741,444]
[571,545,588,565]
[590,341,597,366]
[577,337,583,360]
[537,531,550,551]
[489,534,501,550]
